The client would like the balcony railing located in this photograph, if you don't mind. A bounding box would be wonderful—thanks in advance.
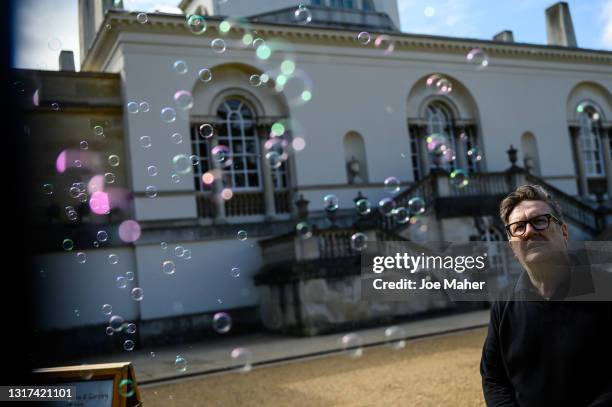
[196,190,291,218]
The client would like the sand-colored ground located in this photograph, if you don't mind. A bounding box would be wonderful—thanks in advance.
[141,327,487,407]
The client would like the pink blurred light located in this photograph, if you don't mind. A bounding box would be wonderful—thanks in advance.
[89,191,110,215]
[88,175,105,194]
[56,150,67,173]
[118,220,141,243]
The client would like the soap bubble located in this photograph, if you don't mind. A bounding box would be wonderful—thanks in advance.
[294,5,312,24]
[175,355,188,372]
[384,177,400,193]
[136,13,148,24]
[350,232,368,251]
[339,333,363,358]
[230,347,253,373]
[161,107,176,123]
[450,169,469,188]
[211,38,226,53]
[198,68,213,82]
[186,14,207,34]
[357,31,371,45]
[355,198,371,215]
[466,48,489,70]
[323,194,339,212]
[408,197,426,214]
[384,326,406,349]
[212,312,232,333]
[378,197,396,217]
[296,222,313,239]
[174,90,194,110]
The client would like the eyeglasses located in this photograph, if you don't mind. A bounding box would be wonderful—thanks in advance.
[505,214,563,237]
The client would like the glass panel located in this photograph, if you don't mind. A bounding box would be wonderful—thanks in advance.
[234,173,246,187]
[234,157,245,170]
[247,173,259,187]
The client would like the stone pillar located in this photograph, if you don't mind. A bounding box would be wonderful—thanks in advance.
[257,124,276,219]
[455,125,468,170]
[209,131,226,222]
[570,126,589,197]
[601,128,612,198]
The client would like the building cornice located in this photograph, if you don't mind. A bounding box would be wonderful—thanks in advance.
[82,10,612,72]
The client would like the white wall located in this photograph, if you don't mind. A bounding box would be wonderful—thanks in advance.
[33,248,138,331]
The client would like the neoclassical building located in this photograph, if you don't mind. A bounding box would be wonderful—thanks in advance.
[18,0,612,353]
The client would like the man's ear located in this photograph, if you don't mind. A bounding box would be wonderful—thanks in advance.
[561,223,569,243]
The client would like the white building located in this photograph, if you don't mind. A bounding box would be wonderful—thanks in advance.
[19,0,612,355]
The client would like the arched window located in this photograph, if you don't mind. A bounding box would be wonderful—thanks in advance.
[343,132,369,184]
[425,102,457,172]
[578,105,604,177]
[192,98,262,192]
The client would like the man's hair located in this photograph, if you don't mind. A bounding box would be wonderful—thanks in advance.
[499,184,564,225]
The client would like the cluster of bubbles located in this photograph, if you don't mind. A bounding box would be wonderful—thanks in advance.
[426,74,453,94]
[127,101,150,114]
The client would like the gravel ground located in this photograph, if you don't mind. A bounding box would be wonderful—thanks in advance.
[140,327,487,407]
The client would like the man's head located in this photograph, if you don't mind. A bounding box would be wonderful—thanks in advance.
[500,185,569,270]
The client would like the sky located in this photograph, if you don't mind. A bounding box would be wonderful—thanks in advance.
[12,0,612,71]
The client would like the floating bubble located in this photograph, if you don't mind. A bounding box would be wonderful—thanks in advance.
[323,194,339,212]
[162,260,176,275]
[139,135,152,148]
[33,89,40,106]
[145,185,158,198]
[174,246,185,257]
[255,44,271,60]
[237,230,248,241]
[127,102,139,114]
[249,74,262,87]
[175,355,188,372]
[171,174,181,183]
[189,155,200,166]
[171,132,183,144]
[48,37,62,51]
[104,172,116,184]
[252,38,265,48]
[296,222,313,239]
[211,38,226,53]
[123,340,135,352]
[43,183,54,195]
[426,133,448,154]
[467,147,483,162]
[211,145,232,168]
[384,326,406,349]
[265,151,282,169]
[118,379,135,397]
[231,348,253,373]
[221,188,233,200]
[97,230,109,242]
[350,232,368,251]
[379,197,396,217]
[80,141,89,150]
[76,252,87,263]
[174,90,194,110]
[198,123,214,139]
[442,148,456,162]
[102,304,113,316]
[105,326,114,335]
[459,132,468,142]
[125,323,137,334]
[116,276,128,289]
[426,74,453,94]
[294,5,312,24]
[126,271,134,281]
[202,172,215,185]
[108,253,119,265]
[147,165,158,177]
[212,312,232,334]
[62,238,74,251]
[161,107,176,123]
[74,159,82,168]
[384,177,400,193]
[450,169,469,188]
[198,68,213,82]
[466,48,489,69]
[355,198,372,215]
[230,267,240,278]
[182,249,192,260]
[281,60,296,75]
[408,197,426,214]
[374,35,395,54]
[109,315,124,331]
[424,6,435,17]
[139,101,150,112]
[108,155,120,167]
[161,242,168,250]
[186,14,207,34]
[410,215,428,234]
[74,309,80,318]
[357,31,371,45]
[271,122,285,137]
[150,351,156,358]
[93,125,105,136]
[339,333,363,358]
[136,12,148,24]
[292,137,306,151]
[393,207,411,224]
[119,220,141,243]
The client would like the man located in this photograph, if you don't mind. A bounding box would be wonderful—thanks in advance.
[480,184,612,406]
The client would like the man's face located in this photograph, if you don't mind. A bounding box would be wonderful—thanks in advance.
[507,200,569,267]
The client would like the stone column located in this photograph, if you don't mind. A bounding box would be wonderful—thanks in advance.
[570,126,589,197]
[209,128,226,222]
[257,124,276,219]
[601,128,612,198]
[455,125,468,170]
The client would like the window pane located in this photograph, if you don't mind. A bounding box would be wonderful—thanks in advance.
[235,173,246,187]
[234,157,245,170]
[246,156,258,170]
[247,173,259,187]
[245,141,257,154]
